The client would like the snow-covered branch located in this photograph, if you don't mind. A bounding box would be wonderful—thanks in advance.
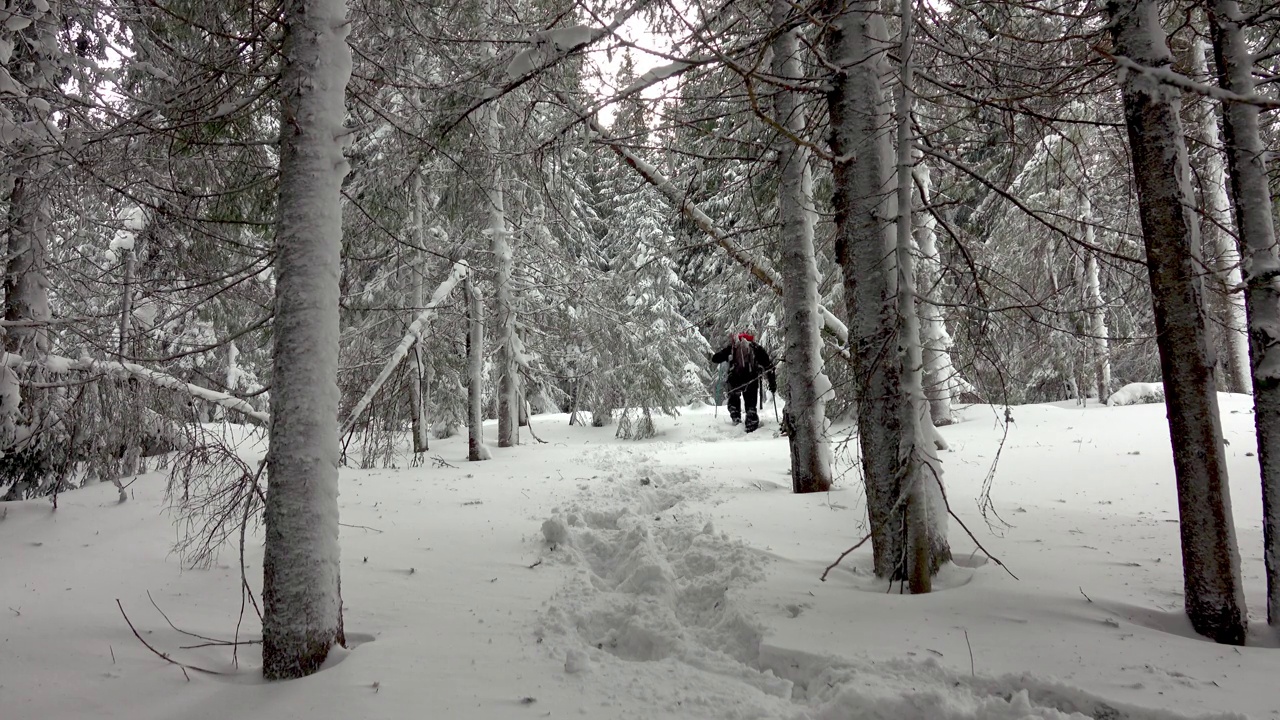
[1101,49,1280,109]
[340,261,469,438]
[441,0,654,137]
[2,352,269,425]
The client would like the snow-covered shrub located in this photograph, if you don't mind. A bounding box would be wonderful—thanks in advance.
[1105,382,1164,406]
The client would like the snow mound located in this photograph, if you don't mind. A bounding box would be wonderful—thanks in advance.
[1106,382,1165,406]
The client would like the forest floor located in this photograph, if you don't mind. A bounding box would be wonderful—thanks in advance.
[1,394,1278,719]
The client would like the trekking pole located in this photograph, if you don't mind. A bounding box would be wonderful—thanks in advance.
[772,392,780,424]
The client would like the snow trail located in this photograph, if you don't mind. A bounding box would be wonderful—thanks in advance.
[534,443,1249,720]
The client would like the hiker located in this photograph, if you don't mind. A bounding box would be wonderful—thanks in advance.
[709,332,776,433]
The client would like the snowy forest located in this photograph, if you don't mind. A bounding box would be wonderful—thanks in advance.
[3,0,1280,716]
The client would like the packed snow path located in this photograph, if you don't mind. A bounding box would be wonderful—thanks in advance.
[1,399,1276,719]
[532,444,1247,719]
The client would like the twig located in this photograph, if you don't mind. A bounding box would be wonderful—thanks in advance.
[822,463,916,582]
[1079,586,1093,603]
[924,463,1019,580]
[430,455,457,469]
[116,599,225,679]
[524,414,549,444]
[147,591,224,644]
[179,639,261,650]
[527,559,543,569]
[339,522,384,533]
[236,462,266,668]
[820,532,874,581]
[964,629,975,677]
[110,645,116,664]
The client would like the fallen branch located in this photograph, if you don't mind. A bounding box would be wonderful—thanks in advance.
[116,599,226,679]
[340,261,469,438]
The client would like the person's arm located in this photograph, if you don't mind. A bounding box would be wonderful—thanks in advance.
[710,344,731,364]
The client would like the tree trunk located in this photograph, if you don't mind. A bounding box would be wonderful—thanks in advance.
[409,172,429,454]
[826,0,948,580]
[262,0,351,680]
[4,174,51,358]
[484,8,518,449]
[771,0,831,494]
[914,162,958,427]
[1190,36,1251,395]
[466,271,488,462]
[894,0,943,593]
[1082,200,1112,402]
[1209,0,1280,627]
[1110,0,1246,645]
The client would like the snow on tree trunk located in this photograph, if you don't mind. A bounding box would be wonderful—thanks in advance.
[262,0,352,680]
[826,0,948,580]
[1082,200,1112,402]
[466,271,489,461]
[771,0,831,494]
[1209,0,1280,627]
[4,173,51,358]
[409,171,429,454]
[895,0,945,593]
[913,161,958,428]
[484,7,518,449]
[1111,0,1246,645]
[1190,36,1251,395]
[226,341,239,393]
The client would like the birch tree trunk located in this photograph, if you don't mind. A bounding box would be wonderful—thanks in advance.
[914,162,958,427]
[1208,0,1280,627]
[771,0,831,494]
[466,271,488,462]
[1190,36,1251,395]
[1110,0,1246,645]
[409,172,429,454]
[894,0,937,593]
[262,0,352,679]
[484,4,518,448]
[826,0,948,579]
[1082,199,1112,402]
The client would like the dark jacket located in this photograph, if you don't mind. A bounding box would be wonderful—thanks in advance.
[711,336,776,391]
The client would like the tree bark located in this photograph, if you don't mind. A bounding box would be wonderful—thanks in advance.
[1209,0,1280,627]
[895,0,943,593]
[466,271,487,462]
[826,0,948,579]
[1082,199,1112,402]
[914,162,957,427]
[484,4,518,449]
[1110,0,1246,645]
[4,174,50,358]
[262,0,351,679]
[409,172,429,454]
[771,0,831,494]
[1190,36,1251,395]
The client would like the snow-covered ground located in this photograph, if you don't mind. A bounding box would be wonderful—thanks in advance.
[2,394,1277,719]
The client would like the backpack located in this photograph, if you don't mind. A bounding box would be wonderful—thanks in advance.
[731,335,757,377]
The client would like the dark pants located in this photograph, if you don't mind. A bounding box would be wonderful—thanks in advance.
[727,380,760,432]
